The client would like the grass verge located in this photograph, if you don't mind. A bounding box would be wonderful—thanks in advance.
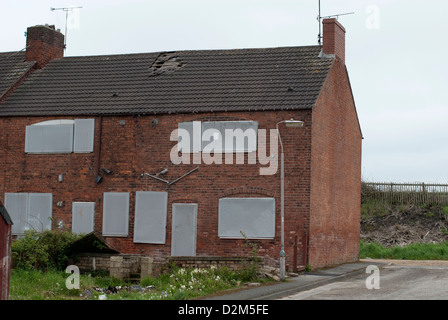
[360,240,448,260]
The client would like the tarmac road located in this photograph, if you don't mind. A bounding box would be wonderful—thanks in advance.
[280,259,448,300]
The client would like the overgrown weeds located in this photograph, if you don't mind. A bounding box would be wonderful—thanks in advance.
[239,231,261,282]
[10,266,250,300]
[10,229,268,300]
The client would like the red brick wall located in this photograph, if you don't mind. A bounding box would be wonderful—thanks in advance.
[322,19,346,64]
[0,110,313,269]
[309,59,362,269]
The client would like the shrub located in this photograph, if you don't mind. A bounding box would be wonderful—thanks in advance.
[11,230,49,270]
[12,229,81,271]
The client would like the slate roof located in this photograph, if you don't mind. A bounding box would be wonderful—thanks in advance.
[0,51,35,100]
[0,46,334,116]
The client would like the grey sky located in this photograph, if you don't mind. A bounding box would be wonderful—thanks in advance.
[2,0,448,183]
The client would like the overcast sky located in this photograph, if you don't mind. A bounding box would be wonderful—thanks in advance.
[2,0,448,183]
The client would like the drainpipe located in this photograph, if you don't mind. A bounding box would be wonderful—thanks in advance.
[96,115,103,184]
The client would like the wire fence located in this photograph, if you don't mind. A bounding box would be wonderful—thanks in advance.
[362,182,448,205]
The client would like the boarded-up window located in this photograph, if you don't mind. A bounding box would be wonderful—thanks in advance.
[72,202,95,234]
[4,193,28,235]
[171,203,197,257]
[202,121,258,152]
[178,121,258,153]
[74,119,95,153]
[178,121,201,153]
[102,192,129,237]
[25,119,95,154]
[133,191,168,244]
[25,124,74,153]
[218,198,275,239]
[4,193,53,235]
[28,193,53,232]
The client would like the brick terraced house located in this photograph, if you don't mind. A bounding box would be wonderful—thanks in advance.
[0,20,362,271]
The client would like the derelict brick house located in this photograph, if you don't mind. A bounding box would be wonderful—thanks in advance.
[0,20,362,270]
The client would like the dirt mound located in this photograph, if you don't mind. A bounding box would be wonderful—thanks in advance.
[361,204,448,247]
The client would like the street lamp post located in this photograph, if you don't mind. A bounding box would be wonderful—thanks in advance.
[276,119,304,280]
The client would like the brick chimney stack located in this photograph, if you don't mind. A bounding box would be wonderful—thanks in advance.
[322,18,346,64]
[25,25,64,69]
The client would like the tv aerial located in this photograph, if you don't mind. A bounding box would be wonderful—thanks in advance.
[317,0,354,45]
[50,6,83,49]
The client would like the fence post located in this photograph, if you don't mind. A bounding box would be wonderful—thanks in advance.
[390,183,394,203]
[422,182,426,204]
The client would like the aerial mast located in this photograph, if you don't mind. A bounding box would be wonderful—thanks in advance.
[50,6,83,49]
[317,0,354,45]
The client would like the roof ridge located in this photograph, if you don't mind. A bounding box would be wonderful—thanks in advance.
[0,45,333,116]
[60,45,323,60]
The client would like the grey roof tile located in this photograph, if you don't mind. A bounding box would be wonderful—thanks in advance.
[0,51,35,99]
[0,46,333,116]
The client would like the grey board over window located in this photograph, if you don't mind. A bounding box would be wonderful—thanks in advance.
[25,119,95,154]
[133,191,168,244]
[102,192,129,237]
[178,121,258,153]
[25,124,74,154]
[4,193,53,235]
[218,198,275,239]
[74,119,95,153]
[202,121,258,152]
[72,202,95,234]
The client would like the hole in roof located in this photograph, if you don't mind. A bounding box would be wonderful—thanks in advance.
[149,52,185,76]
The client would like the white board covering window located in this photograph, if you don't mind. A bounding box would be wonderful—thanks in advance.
[133,191,168,244]
[178,121,258,153]
[4,193,53,235]
[202,121,258,153]
[25,124,74,153]
[218,198,275,239]
[72,202,95,234]
[177,121,201,153]
[74,119,95,153]
[102,192,129,237]
[25,119,94,154]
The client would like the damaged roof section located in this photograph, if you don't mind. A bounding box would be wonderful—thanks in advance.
[149,52,185,76]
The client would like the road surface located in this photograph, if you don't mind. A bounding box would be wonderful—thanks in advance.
[280,259,448,300]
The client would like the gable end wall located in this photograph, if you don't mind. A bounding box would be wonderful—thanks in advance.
[309,59,362,269]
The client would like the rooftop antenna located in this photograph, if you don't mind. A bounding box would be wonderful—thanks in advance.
[317,0,354,45]
[50,6,82,49]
